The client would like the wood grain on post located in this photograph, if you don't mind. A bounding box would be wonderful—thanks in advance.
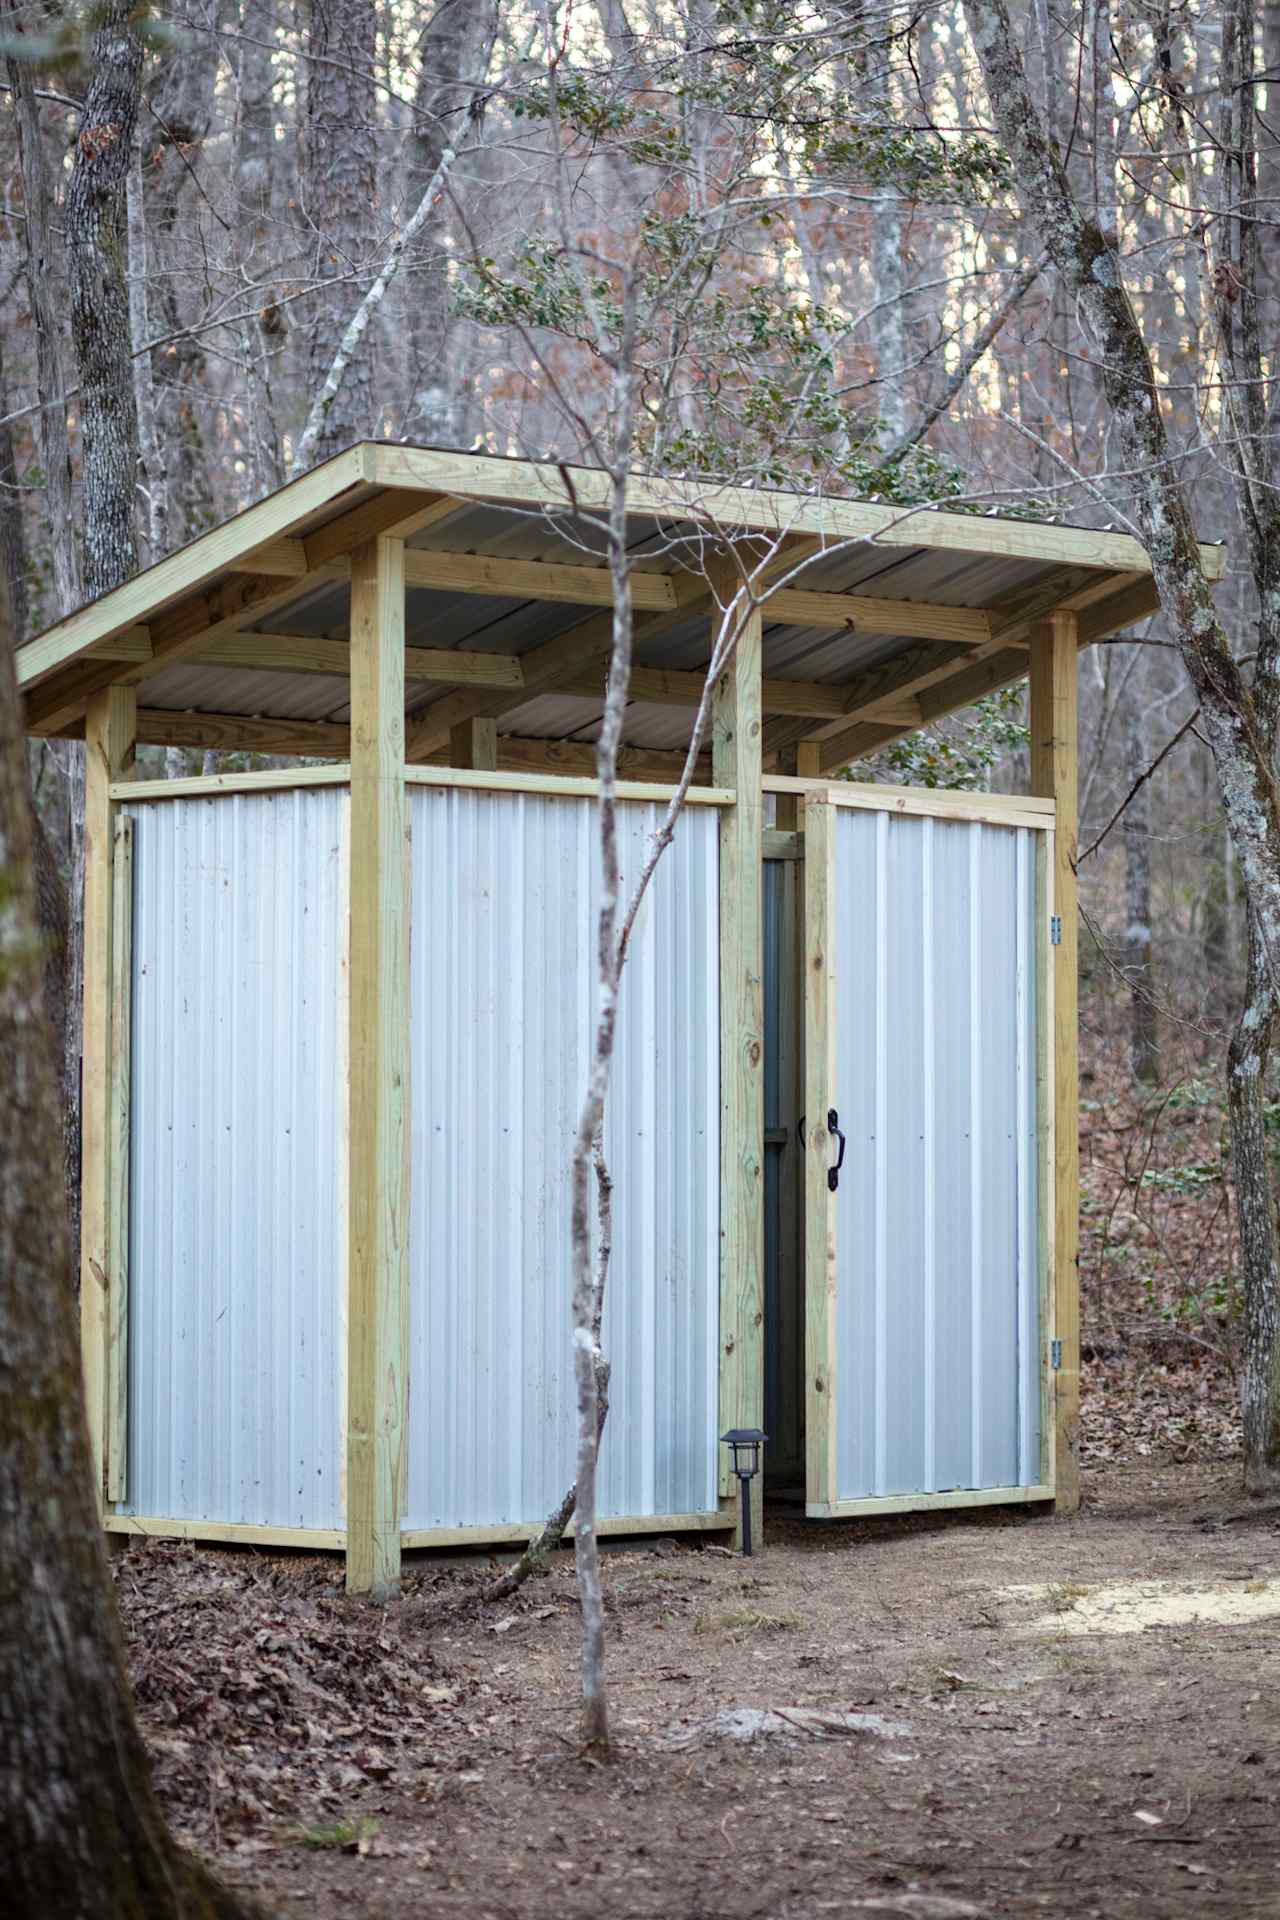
[346,534,410,1595]
[714,604,765,1547]
[81,685,135,1513]
[1029,613,1080,1513]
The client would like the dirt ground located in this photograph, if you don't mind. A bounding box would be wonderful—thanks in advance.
[114,1463,1280,1920]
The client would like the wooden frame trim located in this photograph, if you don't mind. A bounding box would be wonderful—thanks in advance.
[401,1511,729,1549]
[806,1485,1054,1520]
[102,1509,730,1552]
[81,687,136,1515]
[764,776,1054,832]
[1029,613,1079,1514]
[345,534,410,1597]
[404,765,734,805]
[714,605,765,1546]
[105,1516,348,1550]
[802,794,838,1511]
[112,766,353,802]
[762,828,804,859]
[105,813,133,1505]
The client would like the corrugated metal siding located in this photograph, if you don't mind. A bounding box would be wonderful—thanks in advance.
[404,787,720,1529]
[122,790,345,1528]
[832,809,1040,1499]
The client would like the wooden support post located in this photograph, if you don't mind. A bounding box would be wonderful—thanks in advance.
[347,535,410,1596]
[1030,613,1080,1513]
[81,685,136,1514]
[449,715,498,770]
[714,606,765,1547]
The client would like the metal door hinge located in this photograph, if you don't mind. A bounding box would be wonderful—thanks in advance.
[1049,915,1062,946]
[1050,1339,1062,1370]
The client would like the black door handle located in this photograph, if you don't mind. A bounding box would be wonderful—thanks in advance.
[826,1107,846,1191]
[798,1110,847,1191]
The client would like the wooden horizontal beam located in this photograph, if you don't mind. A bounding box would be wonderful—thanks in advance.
[229,542,1003,641]
[559,663,842,719]
[134,707,351,757]
[126,705,712,784]
[405,607,626,761]
[87,628,527,689]
[818,643,1033,773]
[422,733,710,784]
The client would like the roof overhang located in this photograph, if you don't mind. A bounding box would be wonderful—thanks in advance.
[17,442,1225,779]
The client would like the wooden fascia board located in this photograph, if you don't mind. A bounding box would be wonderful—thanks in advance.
[15,446,368,691]
[370,441,1227,579]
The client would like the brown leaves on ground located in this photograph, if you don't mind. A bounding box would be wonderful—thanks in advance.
[113,1541,481,1851]
[1078,1027,1242,1471]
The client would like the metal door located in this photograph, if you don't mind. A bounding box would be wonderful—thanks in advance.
[802,790,1054,1517]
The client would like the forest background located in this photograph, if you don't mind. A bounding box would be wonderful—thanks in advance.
[0,0,1268,1470]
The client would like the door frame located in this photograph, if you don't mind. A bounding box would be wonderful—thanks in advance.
[800,783,1057,1520]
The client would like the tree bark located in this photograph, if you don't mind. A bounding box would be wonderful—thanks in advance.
[404,0,497,445]
[300,0,379,463]
[65,0,142,600]
[1216,0,1280,1494]
[127,147,170,566]
[5,13,87,1274]
[0,505,255,1920]
[144,34,221,544]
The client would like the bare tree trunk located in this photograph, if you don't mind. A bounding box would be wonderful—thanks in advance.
[404,0,497,445]
[1217,0,1280,1494]
[127,148,170,565]
[1121,691,1159,1082]
[146,30,220,541]
[65,0,141,600]
[0,507,256,1920]
[300,0,379,463]
[4,13,81,615]
[5,16,86,1269]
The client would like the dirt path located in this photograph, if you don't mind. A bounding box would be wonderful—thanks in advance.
[117,1464,1280,1918]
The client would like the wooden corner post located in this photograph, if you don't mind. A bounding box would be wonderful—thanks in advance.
[802,793,837,1511]
[81,685,136,1515]
[714,601,765,1547]
[1029,613,1080,1513]
[347,534,410,1596]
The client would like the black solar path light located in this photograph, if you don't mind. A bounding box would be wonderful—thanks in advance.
[721,1428,767,1556]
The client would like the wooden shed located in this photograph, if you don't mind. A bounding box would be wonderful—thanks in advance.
[18,444,1225,1592]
